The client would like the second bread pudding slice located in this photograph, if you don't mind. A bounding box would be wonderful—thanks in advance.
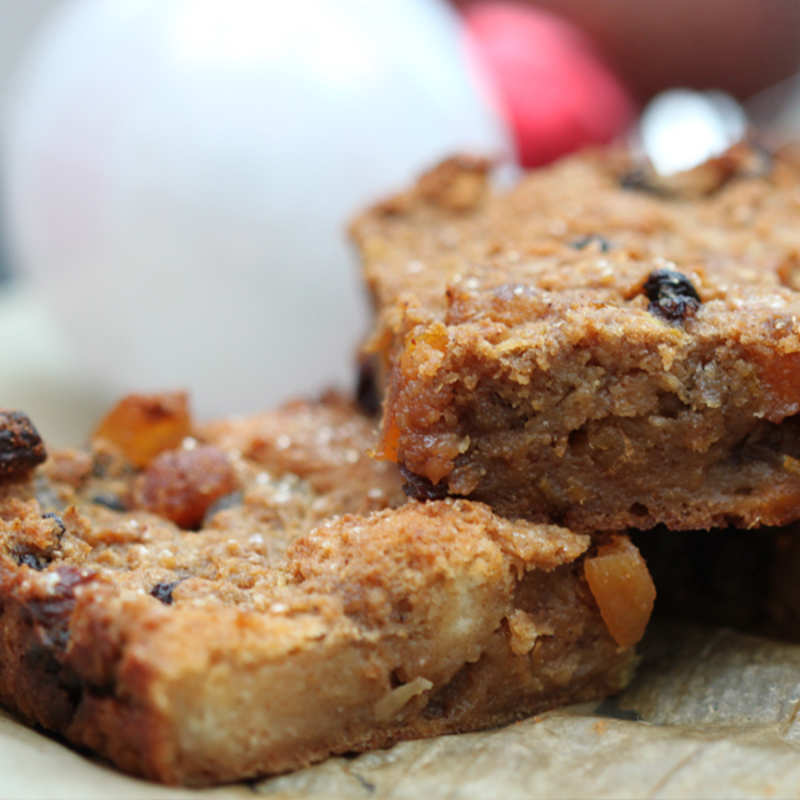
[0,393,652,785]
[352,148,800,531]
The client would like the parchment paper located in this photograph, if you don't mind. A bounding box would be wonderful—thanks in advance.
[3,621,800,800]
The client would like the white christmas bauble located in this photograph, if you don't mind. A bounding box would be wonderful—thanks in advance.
[4,0,510,418]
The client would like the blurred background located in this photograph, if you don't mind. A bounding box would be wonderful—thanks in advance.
[1,0,800,444]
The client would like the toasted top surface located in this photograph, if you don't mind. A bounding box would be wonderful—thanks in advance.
[353,147,800,360]
[0,393,407,609]
[353,147,800,316]
[352,146,800,427]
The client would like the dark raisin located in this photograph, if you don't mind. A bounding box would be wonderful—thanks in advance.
[42,512,66,538]
[356,358,381,417]
[90,493,127,512]
[202,490,243,526]
[399,465,449,501]
[150,580,182,605]
[16,552,46,570]
[28,566,93,649]
[0,410,46,481]
[569,233,611,252]
[643,269,701,322]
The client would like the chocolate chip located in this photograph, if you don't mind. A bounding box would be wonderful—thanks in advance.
[569,234,611,252]
[399,465,449,501]
[42,512,66,538]
[356,358,381,417]
[150,580,181,605]
[90,493,127,512]
[0,411,46,481]
[643,269,701,322]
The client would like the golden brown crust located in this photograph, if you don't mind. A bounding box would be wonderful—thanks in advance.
[0,396,644,785]
[352,146,800,531]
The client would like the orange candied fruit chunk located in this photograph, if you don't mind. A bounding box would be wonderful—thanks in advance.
[584,535,656,648]
[376,409,401,463]
[92,391,192,468]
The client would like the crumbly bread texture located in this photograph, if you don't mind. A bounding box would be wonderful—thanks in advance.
[0,395,646,785]
[351,146,800,531]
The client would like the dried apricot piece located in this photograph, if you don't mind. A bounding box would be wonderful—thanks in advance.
[584,535,655,648]
[93,392,191,467]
